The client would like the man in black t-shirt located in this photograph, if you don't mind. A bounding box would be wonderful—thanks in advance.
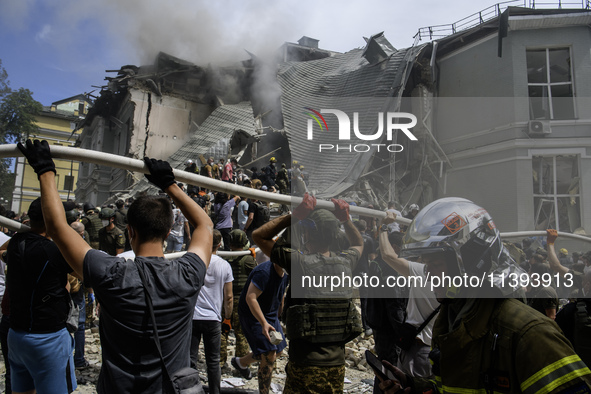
[6,197,77,393]
[17,139,214,394]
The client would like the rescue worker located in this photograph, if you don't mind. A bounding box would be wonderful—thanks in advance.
[262,157,277,188]
[253,193,364,393]
[97,208,125,256]
[376,197,591,394]
[220,230,256,366]
[276,163,289,194]
[80,203,102,249]
[201,157,214,178]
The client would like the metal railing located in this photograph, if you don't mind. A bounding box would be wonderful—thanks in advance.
[413,0,591,42]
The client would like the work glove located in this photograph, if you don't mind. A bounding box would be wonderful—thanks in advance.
[292,192,316,220]
[222,318,232,334]
[331,198,350,223]
[249,248,256,259]
[17,139,56,178]
[546,229,558,245]
[144,157,176,191]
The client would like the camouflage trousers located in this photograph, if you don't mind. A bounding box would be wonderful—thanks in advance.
[283,361,346,394]
[85,288,96,327]
[220,298,249,365]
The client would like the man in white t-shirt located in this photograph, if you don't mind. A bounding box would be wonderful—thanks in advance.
[379,211,439,378]
[191,230,233,394]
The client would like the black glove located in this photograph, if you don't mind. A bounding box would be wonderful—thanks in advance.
[17,139,56,178]
[221,318,232,334]
[144,157,176,191]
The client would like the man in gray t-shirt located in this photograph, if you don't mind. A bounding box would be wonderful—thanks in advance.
[18,139,213,394]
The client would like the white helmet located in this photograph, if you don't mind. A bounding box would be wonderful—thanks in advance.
[186,159,194,165]
[401,197,525,298]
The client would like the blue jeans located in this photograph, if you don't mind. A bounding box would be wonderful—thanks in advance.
[8,328,76,393]
[72,289,87,367]
[191,320,221,394]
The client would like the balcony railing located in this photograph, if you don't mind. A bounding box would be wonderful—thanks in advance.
[413,0,591,42]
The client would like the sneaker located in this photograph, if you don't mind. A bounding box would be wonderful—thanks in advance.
[75,360,90,370]
[231,357,252,380]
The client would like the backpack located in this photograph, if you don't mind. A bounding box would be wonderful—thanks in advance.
[252,202,270,228]
[574,300,591,367]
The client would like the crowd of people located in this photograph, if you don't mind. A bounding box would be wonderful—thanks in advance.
[0,140,590,394]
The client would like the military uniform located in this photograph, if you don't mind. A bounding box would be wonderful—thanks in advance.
[81,212,102,249]
[98,226,126,256]
[411,298,591,394]
[276,167,289,194]
[220,253,257,364]
[270,239,362,393]
[114,208,127,232]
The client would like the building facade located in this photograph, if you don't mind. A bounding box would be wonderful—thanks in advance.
[11,95,90,213]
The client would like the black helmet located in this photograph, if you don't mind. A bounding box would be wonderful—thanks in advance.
[83,202,96,213]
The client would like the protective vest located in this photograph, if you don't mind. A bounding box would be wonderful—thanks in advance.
[285,251,362,344]
[82,213,102,243]
[415,298,591,394]
[226,254,254,296]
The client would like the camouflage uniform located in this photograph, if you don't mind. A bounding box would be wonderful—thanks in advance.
[220,230,256,364]
[276,166,289,194]
[98,226,126,256]
[283,363,345,394]
[270,210,362,394]
[81,212,102,249]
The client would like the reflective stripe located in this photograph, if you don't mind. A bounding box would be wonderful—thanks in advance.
[435,375,504,394]
[521,355,590,394]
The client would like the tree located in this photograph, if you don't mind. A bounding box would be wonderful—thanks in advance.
[0,59,9,99]
[0,59,42,209]
[0,87,43,143]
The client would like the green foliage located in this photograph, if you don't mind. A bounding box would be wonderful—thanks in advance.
[0,87,42,143]
[0,59,9,99]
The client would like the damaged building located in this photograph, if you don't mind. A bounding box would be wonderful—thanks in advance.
[75,1,591,235]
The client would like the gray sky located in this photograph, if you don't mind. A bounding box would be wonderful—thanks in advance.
[0,0,518,104]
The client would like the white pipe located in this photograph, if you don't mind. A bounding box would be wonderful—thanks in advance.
[0,144,401,223]
[2,144,590,245]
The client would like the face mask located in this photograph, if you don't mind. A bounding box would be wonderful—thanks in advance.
[102,220,110,227]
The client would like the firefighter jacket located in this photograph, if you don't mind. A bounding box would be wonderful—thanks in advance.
[412,298,591,394]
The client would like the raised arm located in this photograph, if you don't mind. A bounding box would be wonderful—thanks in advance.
[252,214,291,258]
[332,198,363,256]
[18,140,90,278]
[546,229,569,277]
[379,211,410,277]
[144,158,213,268]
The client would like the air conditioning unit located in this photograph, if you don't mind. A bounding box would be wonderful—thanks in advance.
[528,120,552,137]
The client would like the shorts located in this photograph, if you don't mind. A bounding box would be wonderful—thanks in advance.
[8,327,77,393]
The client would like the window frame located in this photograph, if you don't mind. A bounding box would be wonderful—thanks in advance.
[526,46,576,120]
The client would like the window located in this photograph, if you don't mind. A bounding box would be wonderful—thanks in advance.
[526,48,574,120]
[532,155,580,232]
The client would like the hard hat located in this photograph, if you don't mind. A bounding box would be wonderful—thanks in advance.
[270,157,277,163]
[99,208,116,219]
[401,197,525,298]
